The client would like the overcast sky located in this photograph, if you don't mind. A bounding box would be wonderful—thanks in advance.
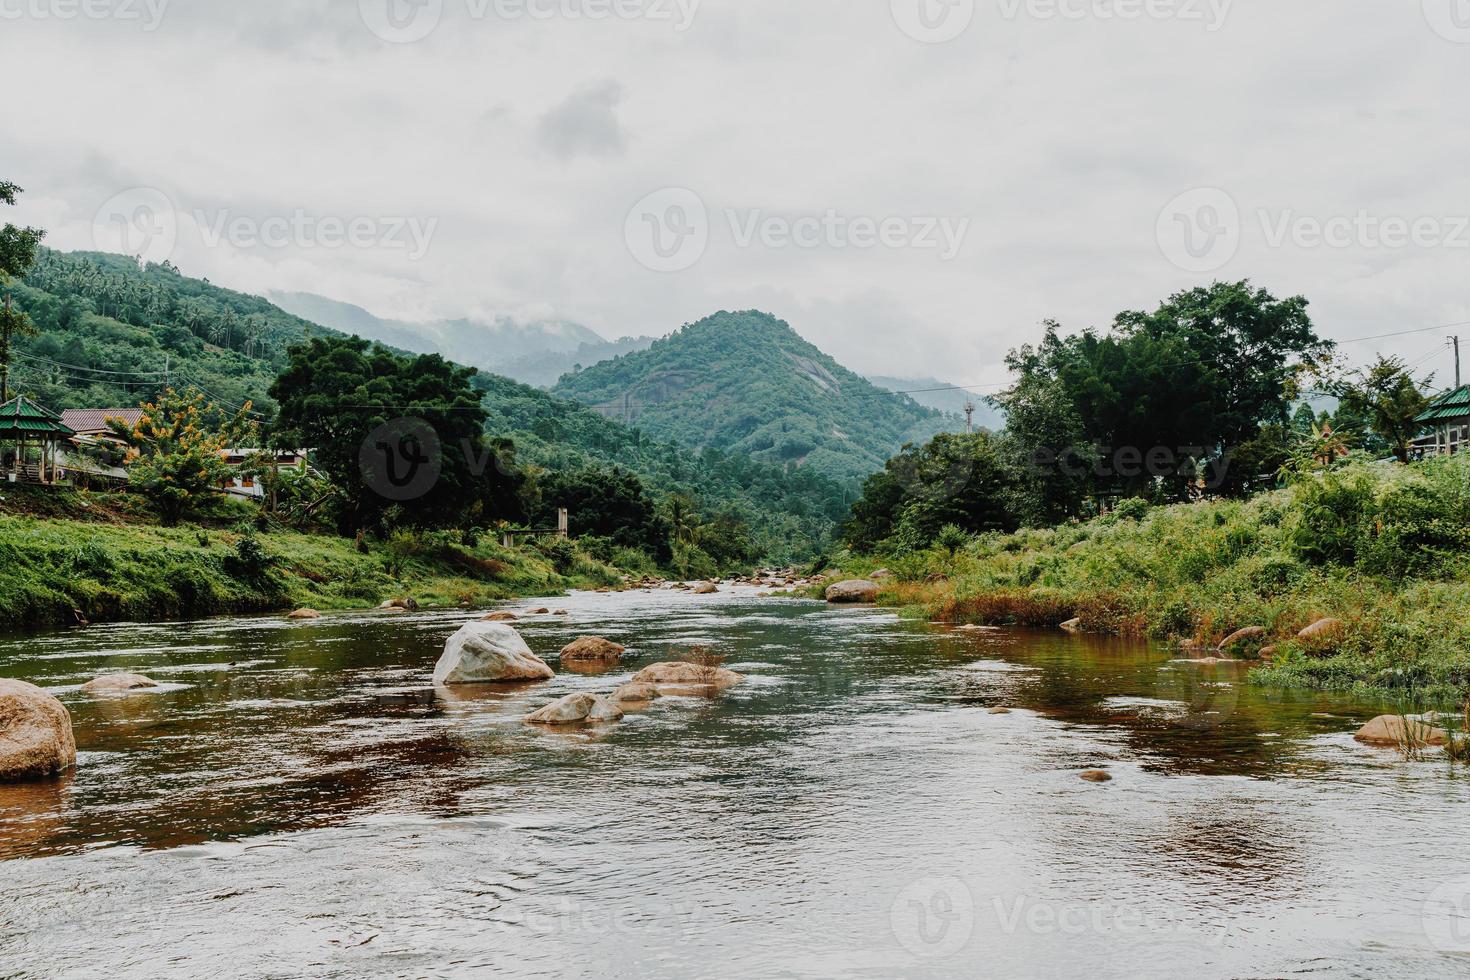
[5,0,1469,390]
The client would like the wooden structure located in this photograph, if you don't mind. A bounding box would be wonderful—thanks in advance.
[1412,386,1470,457]
[0,396,76,485]
[502,508,569,548]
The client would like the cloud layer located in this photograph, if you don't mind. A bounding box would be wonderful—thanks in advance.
[4,0,1468,387]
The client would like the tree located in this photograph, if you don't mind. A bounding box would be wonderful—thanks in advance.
[532,466,669,561]
[0,180,45,402]
[269,336,524,534]
[990,364,1093,525]
[108,389,258,525]
[1002,282,1330,500]
[845,432,1016,552]
[1335,355,1431,463]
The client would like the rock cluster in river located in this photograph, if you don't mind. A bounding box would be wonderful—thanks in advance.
[0,679,76,782]
[525,693,624,726]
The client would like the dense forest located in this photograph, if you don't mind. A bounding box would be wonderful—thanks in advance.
[8,249,849,563]
[551,310,957,485]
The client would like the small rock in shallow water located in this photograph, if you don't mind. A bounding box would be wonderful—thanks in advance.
[610,682,661,703]
[81,673,159,695]
[524,693,623,725]
[988,707,1012,714]
[287,608,320,620]
[560,636,626,662]
[1079,770,1112,782]
[479,612,518,622]
[1354,715,1448,748]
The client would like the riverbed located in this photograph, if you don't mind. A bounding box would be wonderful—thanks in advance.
[2,587,1468,977]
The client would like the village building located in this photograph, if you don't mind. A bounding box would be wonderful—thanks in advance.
[0,396,76,485]
[1412,386,1470,457]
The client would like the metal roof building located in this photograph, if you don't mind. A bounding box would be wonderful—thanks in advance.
[0,396,76,484]
[1413,386,1470,457]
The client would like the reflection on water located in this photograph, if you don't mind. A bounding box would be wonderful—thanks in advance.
[2,589,1469,978]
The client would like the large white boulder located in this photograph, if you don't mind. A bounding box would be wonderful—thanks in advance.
[0,679,77,782]
[432,622,554,685]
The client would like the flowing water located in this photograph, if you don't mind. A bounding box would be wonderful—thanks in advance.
[2,587,1469,978]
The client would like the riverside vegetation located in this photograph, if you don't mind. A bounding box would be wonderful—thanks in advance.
[825,453,1470,704]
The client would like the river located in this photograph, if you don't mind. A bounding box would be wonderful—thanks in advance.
[2,586,1468,978]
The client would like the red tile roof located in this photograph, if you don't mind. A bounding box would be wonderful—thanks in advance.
[59,408,145,434]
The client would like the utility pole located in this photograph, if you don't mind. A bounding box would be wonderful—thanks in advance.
[1451,335,1461,390]
[964,401,974,433]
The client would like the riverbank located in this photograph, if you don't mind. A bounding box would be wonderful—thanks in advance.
[824,457,1470,704]
[0,490,624,629]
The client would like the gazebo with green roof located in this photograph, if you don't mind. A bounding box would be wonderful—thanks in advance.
[0,395,76,485]
[1413,385,1470,458]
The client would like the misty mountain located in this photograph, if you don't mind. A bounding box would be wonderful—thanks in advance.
[865,375,1006,431]
[551,310,957,485]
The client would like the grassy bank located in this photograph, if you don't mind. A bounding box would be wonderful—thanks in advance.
[0,488,623,629]
[827,455,1470,704]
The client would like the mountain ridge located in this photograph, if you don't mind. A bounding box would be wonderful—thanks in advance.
[551,310,956,485]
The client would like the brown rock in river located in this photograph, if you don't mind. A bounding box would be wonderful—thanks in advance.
[480,612,519,622]
[0,679,77,782]
[81,673,160,695]
[1079,769,1113,783]
[1354,715,1448,748]
[287,608,320,620]
[632,661,744,690]
[1059,618,1083,633]
[524,692,624,726]
[560,636,627,662]
[692,583,718,595]
[988,707,1012,714]
[825,580,879,603]
[609,682,661,703]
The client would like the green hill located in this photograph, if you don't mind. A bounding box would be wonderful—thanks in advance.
[8,251,846,559]
[552,310,955,485]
